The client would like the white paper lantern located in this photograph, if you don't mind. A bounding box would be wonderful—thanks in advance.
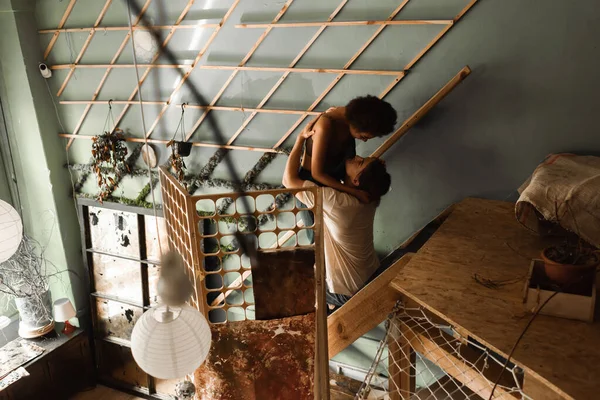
[0,200,22,263]
[131,304,211,379]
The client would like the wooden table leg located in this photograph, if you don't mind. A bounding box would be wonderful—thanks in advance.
[389,317,415,400]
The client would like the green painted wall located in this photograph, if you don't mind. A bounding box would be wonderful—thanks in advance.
[35,0,474,255]
[361,0,600,252]
[0,147,12,204]
[27,0,600,260]
[0,0,87,319]
[0,118,17,317]
[7,0,596,378]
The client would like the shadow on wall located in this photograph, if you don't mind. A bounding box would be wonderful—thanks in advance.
[202,56,318,113]
[376,60,600,256]
[388,67,552,202]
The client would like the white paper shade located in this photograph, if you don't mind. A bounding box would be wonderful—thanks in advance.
[53,298,76,322]
[0,200,22,263]
[131,304,211,379]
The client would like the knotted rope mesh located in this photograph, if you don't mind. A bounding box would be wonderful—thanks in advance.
[357,302,530,400]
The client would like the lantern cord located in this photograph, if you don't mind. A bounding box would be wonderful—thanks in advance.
[126,0,163,255]
[125,0,258,263]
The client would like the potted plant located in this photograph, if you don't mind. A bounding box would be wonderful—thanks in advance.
[0,236,57,338]
[174,141,192,157]
[91,128,129,202]
[540,235,599,286]
[166,140,188,186]
[532,201,600,286]
[169,103,193,157]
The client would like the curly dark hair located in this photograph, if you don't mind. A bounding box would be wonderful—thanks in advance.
[345,95,397,137]
[357,159,391,202]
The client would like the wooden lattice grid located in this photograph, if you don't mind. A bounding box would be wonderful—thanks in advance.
[43,0,478,154]
[159,165,203,311]
[197,191,318,322]
[158,166,326,321]
[158,166,330,398]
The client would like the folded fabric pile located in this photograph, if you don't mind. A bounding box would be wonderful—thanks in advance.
[516,153,600,247]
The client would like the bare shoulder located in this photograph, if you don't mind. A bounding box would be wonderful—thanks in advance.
[313,113,333,133]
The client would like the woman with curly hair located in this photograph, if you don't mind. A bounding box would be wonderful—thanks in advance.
[300,95,397,203]
[296,95,396,243]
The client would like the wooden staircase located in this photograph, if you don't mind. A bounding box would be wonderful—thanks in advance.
[328,253,414,359]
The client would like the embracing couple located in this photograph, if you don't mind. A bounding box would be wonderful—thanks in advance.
[282,95,397,310]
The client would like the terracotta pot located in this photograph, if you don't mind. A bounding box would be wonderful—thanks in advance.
[541,248,599,286]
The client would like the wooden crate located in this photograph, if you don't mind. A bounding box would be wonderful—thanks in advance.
[523,259,596,322]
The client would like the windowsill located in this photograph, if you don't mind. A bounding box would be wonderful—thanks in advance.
[0,320,83,367]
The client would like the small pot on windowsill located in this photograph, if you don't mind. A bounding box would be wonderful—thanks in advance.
[540,246,599,286]
[175,141,192,157]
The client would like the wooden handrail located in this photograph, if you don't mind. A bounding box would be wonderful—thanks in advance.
[328,253,413,358]
[372,66,472,158]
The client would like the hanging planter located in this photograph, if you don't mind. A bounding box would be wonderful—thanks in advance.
[169,150,186,182]
[174,141,193,157]
[168,103,192,158]
[91,128,128,202]
[91,101,129,202]
[167,104,191,184]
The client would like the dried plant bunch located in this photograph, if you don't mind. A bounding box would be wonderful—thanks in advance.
[167,140,187,186]
[91,128,129,202]
[0,236,60,324]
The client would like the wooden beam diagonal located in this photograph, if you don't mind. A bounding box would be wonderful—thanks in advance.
[109,0,231,138]
[183,0,296,142]
[273,1,408,148]
[274,0,478,149]
[401,319,514,399]
[122,0,242,140]
[59,0,479,161]
[43,0,77,60]
[371,66,471,158]
[65,0,153,150]
[59,65,470,155]
[56,0,113,97]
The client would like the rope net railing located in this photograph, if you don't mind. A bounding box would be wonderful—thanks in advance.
[357,302,530,400]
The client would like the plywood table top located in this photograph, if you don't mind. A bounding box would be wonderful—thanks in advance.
[391,198,600,400]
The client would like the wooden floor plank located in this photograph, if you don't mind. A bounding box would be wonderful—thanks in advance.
[70,385,145,400]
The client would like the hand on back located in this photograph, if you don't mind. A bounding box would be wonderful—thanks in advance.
[300,120,317,140]
[300,111,333,140]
